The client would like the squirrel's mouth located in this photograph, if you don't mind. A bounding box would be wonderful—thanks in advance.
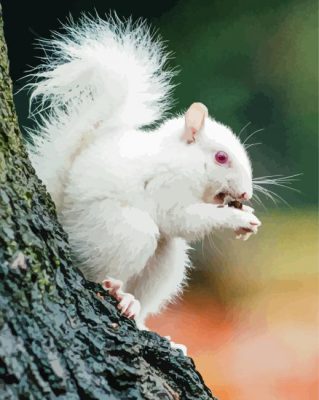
[213,192,227,204]
[213,191,242,205]
[204,188,244,205]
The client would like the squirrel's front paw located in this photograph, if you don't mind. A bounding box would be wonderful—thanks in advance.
[225,207,261,240]
[235,227,255,241]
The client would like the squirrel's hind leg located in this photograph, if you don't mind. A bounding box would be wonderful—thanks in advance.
[128,237,190,320]
[128,237,190,353]
[64,201,160,319]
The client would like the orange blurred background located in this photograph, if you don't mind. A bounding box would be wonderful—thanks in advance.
[149,210,318,399]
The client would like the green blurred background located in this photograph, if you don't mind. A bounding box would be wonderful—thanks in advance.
[3,0,318,206]
[3,1,318,398]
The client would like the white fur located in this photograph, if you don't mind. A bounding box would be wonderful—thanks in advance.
[28,16,261,326]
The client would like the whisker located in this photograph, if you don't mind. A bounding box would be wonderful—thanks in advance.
[245,142,262,150]
[243,128,264,145]
[254,181,301,193]
[254,185,278,205]
[253,173,302,197]
[207,233,222,257]
[265,188,291,208]
[252,193,267,210]
[238,121,251,139]
[254,184,291,208]
[253,173,302,182]
[252,190,263,204]
[253,174,283,181]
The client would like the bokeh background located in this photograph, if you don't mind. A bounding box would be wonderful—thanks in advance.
[3,0,318,398]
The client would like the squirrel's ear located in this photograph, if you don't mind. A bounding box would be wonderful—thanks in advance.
[182,102,208,144]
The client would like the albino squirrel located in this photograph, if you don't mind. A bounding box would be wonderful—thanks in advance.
[28,15,261,349]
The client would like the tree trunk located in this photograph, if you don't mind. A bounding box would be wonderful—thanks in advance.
[0,5,216,400]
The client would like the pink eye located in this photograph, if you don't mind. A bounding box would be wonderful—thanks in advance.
[215,151,229,164]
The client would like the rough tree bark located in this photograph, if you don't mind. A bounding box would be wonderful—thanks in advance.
[0,5,216,400]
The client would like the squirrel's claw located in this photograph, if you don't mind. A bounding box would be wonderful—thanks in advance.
[102,278,141,320]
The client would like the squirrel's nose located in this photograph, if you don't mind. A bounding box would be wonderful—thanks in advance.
[240,192,249,200]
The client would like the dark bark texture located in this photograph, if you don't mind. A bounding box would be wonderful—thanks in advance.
[0,5,216,400]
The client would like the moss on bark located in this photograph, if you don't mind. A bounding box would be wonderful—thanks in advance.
[0,4,216,399]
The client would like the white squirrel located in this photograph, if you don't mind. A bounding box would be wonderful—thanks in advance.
[28,15,261,348]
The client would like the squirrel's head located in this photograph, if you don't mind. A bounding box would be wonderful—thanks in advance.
[182,103,253,204]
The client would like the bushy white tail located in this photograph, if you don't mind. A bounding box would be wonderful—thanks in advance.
[29,14,175,128]
[27,15,175,211]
